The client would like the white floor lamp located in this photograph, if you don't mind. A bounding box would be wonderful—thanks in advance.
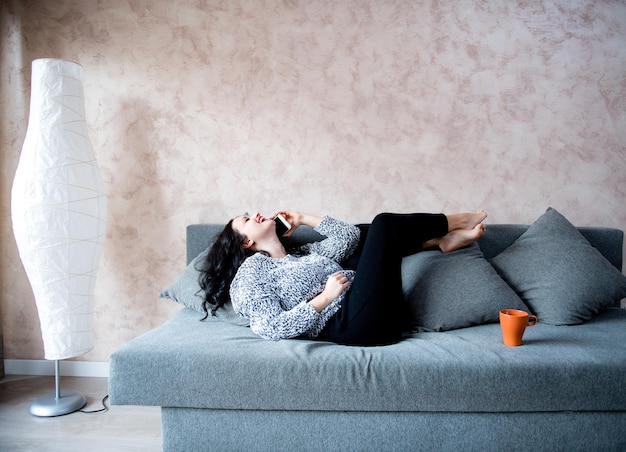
[11,58,107,417]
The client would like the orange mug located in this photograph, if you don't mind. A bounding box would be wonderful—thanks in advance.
[499,309,538,346]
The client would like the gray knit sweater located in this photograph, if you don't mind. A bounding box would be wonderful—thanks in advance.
[230,216,360,341]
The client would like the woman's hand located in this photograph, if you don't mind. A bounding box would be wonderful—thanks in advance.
[309,272,351,313]
[273,211,323,236]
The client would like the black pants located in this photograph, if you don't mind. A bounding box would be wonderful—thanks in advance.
[317,213,448,346]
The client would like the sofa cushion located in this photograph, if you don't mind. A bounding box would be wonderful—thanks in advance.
[109,307,626,413]
[160,248,250,326]
[490,208,626,325]
[402,243,529,331]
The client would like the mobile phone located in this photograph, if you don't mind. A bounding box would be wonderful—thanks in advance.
[274,214,292,236]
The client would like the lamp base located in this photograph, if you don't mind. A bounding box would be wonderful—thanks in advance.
[29,391,87,417]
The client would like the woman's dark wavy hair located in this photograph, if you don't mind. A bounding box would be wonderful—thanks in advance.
[196,220,253,321]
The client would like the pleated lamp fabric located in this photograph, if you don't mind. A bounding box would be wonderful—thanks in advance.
[11,58,107,360]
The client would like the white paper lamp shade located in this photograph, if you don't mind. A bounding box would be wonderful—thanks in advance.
[11,58,107,361]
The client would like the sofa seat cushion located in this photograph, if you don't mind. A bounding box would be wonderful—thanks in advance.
[109,307,626,413]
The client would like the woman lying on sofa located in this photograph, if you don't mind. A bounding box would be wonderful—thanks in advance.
[198,210,487,346]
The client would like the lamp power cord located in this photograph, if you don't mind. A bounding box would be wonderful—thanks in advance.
[79,394,109,414]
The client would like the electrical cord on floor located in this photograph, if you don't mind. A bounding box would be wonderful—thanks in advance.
[79,394,109,414]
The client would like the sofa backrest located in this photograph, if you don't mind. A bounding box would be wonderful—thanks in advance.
[476,225,623,268]
[186,223,624,307]
[188,223,623,269]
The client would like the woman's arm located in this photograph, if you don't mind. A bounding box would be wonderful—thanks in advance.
[311,217,361,262]
[308,271,350,313]
[235,272,350,339]
[274,211,360,262]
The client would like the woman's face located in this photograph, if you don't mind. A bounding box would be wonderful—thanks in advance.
[232,213,276,247]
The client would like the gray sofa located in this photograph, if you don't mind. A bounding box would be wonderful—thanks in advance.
[110,210,626,451]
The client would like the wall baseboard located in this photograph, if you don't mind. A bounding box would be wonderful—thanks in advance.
[4,360,109,378]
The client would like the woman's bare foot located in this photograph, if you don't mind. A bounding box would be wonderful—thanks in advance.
[447,210,488,232]
[439,223,486,253]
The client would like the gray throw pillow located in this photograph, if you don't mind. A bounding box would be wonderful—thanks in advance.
[160,248,251,326]
[490,207,626,325]
[401,243,529,332]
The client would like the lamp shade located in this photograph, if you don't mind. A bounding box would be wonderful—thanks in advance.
[11,58,107,361]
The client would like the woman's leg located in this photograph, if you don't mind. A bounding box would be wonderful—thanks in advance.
[319,211,487,346]
[341,211,487,269]
[317,213,446,345]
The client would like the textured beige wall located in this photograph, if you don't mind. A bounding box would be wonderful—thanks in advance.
[1,0,625,362]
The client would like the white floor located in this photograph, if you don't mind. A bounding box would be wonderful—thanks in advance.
[0,375,161,451]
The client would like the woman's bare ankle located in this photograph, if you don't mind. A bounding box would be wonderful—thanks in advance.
[439,223,486,253]
[447,210,487,232]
